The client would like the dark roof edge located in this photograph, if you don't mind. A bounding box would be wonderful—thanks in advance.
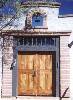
[58,14,73,18]
[20,2,61,8]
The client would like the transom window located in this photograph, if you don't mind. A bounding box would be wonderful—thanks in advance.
[14,37,56,46]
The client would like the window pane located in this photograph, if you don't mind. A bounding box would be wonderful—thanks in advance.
[33,37,37,46]
[19,37,23,45]
[32,16,43,27]
[37,37,41,45]
[28,37,32,45]
[50,38,54,45]
[24,37,27,45]
[41,37,46,45]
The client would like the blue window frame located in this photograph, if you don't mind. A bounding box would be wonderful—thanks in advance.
[32,15,43,28]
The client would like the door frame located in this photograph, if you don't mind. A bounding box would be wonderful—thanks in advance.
[12,36,60,97]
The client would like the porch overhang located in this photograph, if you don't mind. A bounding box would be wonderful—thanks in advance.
[0,30,71,36]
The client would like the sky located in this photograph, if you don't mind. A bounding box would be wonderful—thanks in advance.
[59,0,73,15]
[0,0,73,16]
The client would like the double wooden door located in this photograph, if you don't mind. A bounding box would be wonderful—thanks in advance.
[18,52,53,96]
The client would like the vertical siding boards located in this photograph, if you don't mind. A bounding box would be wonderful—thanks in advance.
[2,36,13,96]
[0,36,3,97]
[60,36,70,97]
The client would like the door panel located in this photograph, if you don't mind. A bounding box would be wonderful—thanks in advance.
[18,54,34,95]
[18,52,53,96]
[38,54,52,95]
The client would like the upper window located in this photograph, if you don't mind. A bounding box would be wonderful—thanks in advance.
[25,8,47,29]
[32,15,43,28]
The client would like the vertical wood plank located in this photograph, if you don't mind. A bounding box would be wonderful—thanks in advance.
[18,54,22,95]
[29,55,34,94]
[45,55,52,95]
[39,54,45,94]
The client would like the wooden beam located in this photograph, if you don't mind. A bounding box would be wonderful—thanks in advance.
[1,30,71,36]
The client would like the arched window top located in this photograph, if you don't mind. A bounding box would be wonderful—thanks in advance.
[25,8,47,29]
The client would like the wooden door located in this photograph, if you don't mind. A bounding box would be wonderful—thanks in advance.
[18,52,53,96]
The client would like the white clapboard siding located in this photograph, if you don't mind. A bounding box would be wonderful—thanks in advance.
[60,36,70,97]
[2,36,13,97]
[0,37,2,97]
